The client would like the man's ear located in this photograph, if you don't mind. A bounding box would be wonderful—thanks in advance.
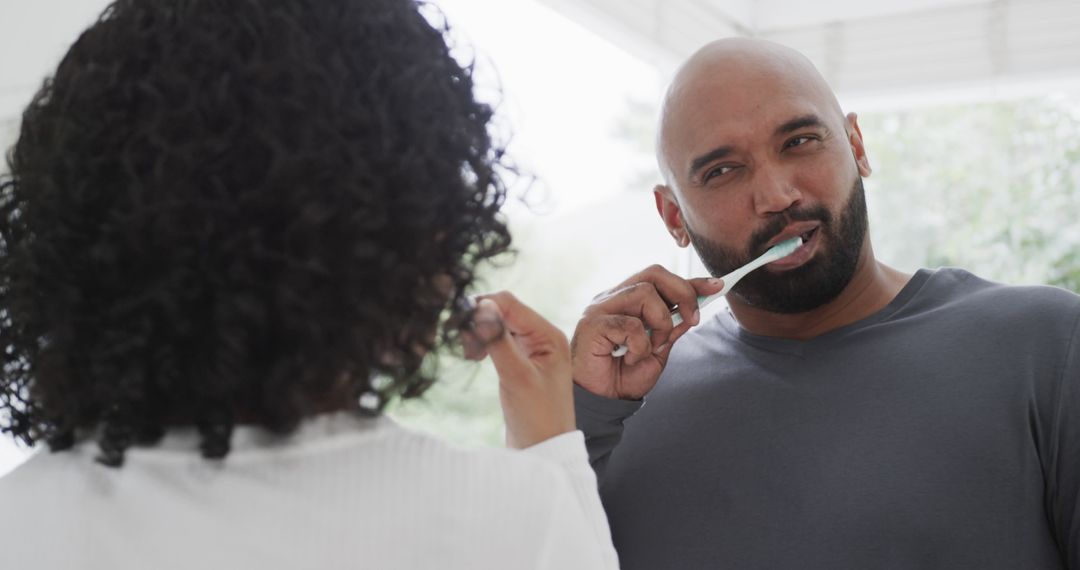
[654,184,690,248]
[846,112,872,177]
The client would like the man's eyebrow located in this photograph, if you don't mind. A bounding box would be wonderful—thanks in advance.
[775,114,825,137]
[688,145,734,179]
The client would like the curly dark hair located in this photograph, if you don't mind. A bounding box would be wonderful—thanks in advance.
[0,0,512,466]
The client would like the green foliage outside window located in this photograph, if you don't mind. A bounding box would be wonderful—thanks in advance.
[863,95,1080,292]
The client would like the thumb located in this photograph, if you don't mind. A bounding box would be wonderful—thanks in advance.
[474,298,532,382]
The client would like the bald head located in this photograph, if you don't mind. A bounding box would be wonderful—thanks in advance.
[657,38,846,187]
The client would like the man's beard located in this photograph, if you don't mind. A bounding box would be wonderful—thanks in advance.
[686,177,868,314]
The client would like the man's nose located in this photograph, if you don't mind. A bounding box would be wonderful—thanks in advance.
[752,165,802,216]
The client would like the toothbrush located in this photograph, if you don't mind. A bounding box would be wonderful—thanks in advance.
[610,236,803,357]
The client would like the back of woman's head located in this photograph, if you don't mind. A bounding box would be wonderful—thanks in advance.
[0,0,511,465]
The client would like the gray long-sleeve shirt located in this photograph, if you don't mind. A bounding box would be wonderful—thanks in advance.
[576,268,1080,569]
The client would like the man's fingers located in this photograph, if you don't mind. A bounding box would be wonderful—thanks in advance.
[592,265,712,340]
[689,276,725,297]
[579,314,653,364]
[619,283,678,347]
[648,270,706,332]
[587,282,676,348]
[664,277,725,329]
[574,270,723,376]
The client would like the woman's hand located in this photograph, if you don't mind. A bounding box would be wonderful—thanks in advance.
[462,291,574,449]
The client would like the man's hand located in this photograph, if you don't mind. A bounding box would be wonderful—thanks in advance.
[462,291,575,449]
[571,265,723,400]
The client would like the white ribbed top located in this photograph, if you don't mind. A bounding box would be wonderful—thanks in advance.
[0,412,618,569]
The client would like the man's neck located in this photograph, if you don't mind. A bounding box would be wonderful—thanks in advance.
[726,243,911,341]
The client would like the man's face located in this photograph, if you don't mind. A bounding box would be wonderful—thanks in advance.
[686,175,867,313]
[656,54,872,314]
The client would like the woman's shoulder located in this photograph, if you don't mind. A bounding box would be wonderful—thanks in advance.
[381,420,578,489]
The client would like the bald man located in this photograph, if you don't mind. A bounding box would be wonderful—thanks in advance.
[571,38,1079,569]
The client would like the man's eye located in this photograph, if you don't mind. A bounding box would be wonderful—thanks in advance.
[703,165,735,182]
[785,135,814,149]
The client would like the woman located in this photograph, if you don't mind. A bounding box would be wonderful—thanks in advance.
[0,0,617,567]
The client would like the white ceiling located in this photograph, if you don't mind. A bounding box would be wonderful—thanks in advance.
[537,0,1080,101]
[749,0,992,31]
[3,0,1079,122]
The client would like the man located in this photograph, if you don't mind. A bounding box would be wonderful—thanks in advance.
[572,37,1078,569]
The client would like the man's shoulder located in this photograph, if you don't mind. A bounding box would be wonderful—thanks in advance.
[930,267,1078,307]
[921,267,1080,333]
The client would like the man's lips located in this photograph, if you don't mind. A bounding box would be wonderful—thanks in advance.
[764,222,821,271]
[764,221,821,250]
